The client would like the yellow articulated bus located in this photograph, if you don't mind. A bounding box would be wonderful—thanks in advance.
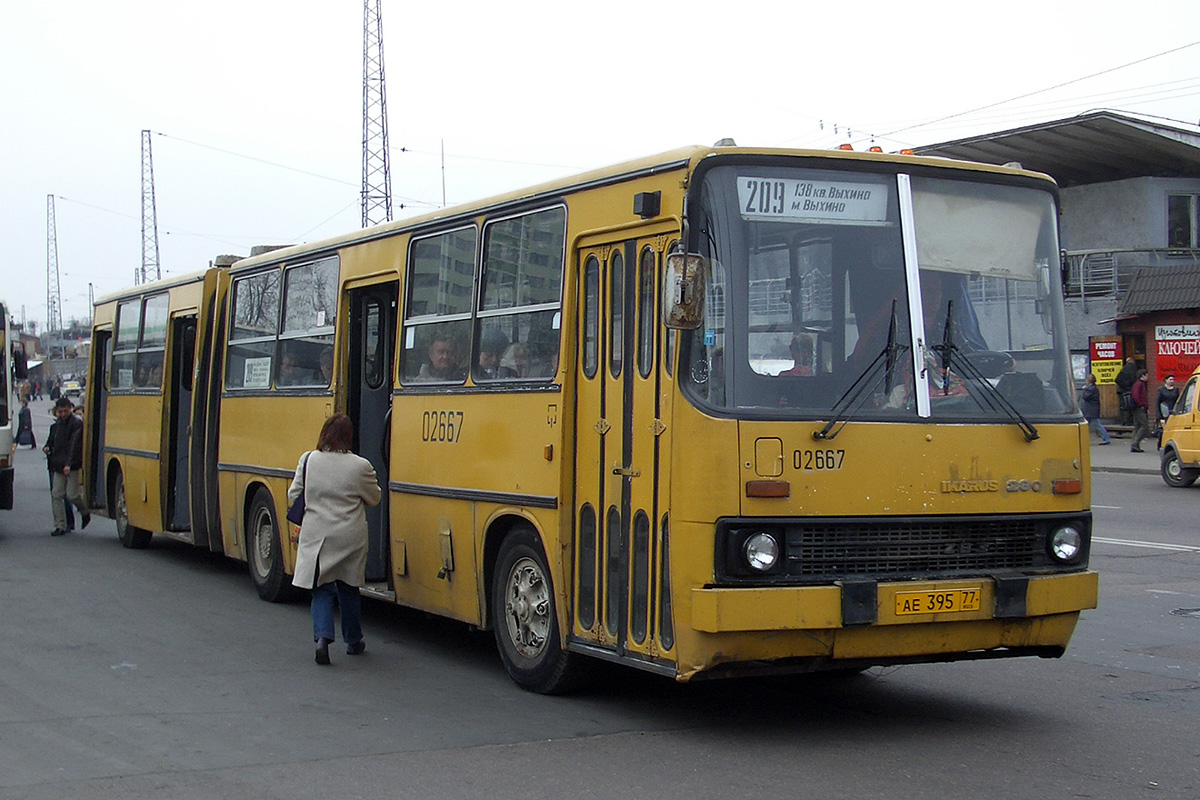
[86,144,1098,693]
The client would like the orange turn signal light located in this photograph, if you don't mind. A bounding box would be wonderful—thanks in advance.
[868,146,883,153]
[1052,479,1082,495]
[746,480,790,498]
[838,144,854,151]
[900,148,915,156]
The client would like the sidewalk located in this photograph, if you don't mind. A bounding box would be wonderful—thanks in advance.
[1088,436,1162,476]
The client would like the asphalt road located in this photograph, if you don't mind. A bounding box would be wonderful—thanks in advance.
[2,406,1198,799]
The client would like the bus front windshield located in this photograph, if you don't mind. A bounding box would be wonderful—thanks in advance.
[682,163,1076,422]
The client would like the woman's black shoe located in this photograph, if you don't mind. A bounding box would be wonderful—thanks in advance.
[315,638,332,665]
[346,641,365,656]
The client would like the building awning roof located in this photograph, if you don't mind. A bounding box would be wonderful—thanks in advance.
[1119,264,1200,314]
[914,111,1200,188]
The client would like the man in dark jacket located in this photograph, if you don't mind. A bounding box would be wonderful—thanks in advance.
[1115,357,1137,425]
[43,397,89,536]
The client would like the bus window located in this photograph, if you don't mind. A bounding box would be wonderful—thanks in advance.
[279,257,338,387]
[474,207,565,382]
[401,226,475,384]
[637,247,655,378]
[226,270,281,390]
[582,255,599,379]
[134,294,169,390]
[111,299,141,390]
[609,250,624,378]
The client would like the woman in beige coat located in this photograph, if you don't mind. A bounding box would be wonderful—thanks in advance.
[288,414,381,665]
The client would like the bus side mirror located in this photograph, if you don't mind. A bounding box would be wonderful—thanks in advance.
[662,252,707,330]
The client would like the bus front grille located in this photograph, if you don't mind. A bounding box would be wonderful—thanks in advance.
[787,518,1042,578]
[716,513,1091,583]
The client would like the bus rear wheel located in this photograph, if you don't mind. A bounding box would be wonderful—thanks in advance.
[246,488,292,602]
[1161,449,1198,488]
[492,526,585,694]
[113,469,152,549]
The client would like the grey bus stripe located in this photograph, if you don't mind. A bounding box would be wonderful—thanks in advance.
[105,446,161,460]
[390,481,557,509]
[217,462,297,480]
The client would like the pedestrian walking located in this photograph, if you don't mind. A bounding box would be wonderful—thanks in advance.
[15,400,35,448]
[1130,369,1150,452]
[288,414,381,665]
[1079,373,1111,445]
[43,397,90,536]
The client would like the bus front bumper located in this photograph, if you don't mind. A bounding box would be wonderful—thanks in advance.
[691,571,1098,633]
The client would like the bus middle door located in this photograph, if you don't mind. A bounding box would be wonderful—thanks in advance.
[348,282,397,584]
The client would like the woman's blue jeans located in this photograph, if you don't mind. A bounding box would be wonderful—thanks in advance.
[1088,417,1112,444]
[311,580,363,645]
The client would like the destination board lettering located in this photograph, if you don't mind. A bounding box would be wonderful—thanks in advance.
[738,176,889,223]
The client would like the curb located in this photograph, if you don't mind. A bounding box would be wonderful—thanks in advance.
[1091,465,1159,477]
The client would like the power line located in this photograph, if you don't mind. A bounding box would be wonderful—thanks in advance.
[877,39,1200,140]
[155,131,359,188]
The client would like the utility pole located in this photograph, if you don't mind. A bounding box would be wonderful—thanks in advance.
[46,194,63,337]
[361,0,392,228]
[141,129,161,284]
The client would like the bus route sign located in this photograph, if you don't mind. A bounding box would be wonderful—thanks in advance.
[738,176,889,223]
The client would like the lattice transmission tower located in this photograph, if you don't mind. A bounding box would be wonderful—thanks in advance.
[140,129,161,285]
[361,0,393,227]
[45,194,63,335]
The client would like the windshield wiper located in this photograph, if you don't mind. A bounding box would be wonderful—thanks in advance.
[815,300,908,441]
[930,300,1039,442]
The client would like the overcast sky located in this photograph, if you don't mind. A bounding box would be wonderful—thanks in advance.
[3,0,1198,332]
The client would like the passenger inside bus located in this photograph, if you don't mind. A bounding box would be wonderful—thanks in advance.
[499,343,529,379]
[317,347,334,385]
[777,334,814,377]
[279,349,311,386]
[475,328,507,380]
[415,333,465,382]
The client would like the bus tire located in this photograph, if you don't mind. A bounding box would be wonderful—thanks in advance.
[1161,449,1198,488]
[492,525,585,694]
[113,469,152,549]
[246,487,292,602]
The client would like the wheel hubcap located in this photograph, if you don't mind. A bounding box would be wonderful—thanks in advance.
[504,556,550,658]
[252,510,272,577]
[116,480,128,532]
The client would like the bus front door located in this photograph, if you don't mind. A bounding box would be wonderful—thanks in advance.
[574,236,672,665]
[348,283,397,583]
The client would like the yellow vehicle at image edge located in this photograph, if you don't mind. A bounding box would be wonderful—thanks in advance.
[0,301,28,510]
[1160,364,1200,487]
[83,144,1098,693]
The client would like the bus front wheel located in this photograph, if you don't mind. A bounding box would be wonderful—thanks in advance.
[491,525,585,694]
[1161,449,1198,488]
[246,488,292,602]
[113,470,152,549]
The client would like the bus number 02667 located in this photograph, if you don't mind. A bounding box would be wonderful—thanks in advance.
[422,410,464,443]
[794,449,845,470]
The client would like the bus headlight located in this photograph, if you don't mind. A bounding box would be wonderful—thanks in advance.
[743,532,780,572]
[1049,526,1082,563]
